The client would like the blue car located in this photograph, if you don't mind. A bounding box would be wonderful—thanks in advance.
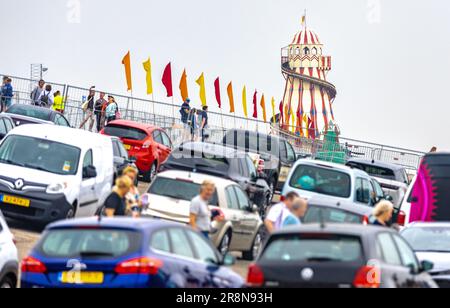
[21,217,244,288]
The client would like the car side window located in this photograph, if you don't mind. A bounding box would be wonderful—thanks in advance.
[239,159,249,178]
[234,186,250,210]
[5,119,14,131]
[83,149,93,168]
[355,178,371,204]
[362,179,373,205]
[55,114,70,127]
[245,156,257,180]
[225,186,240,210]
[161,131,172,148]
[285,141,296,163]
[117,142,129,159]
[153,130,163,144]
[112,141,120,157]
[392,234,420,273]
[0,119,6,135]
[377,233,402,266]
[168,228,195,259]
[150,229,171,253]
[186,229,219,264]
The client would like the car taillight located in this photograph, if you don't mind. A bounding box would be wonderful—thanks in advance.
[115,257,163,275]
[21,256,47,273]
[397,210,406,226]
[142,141,152,149]
[353,266,380,289]
[362,215,369,225]
[247,264,265,287]
[257,159,265,173]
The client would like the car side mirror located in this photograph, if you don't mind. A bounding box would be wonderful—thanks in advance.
[129,156,137,164]
[384,195,394,202]
[83,165,97,179]
[420,260,434,273]
[114,157,124,165]
[223,253,236,266]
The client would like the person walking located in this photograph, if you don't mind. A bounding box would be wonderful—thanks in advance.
[188,108,198,141]
[37,84,54,108]
[200,105,209,142]
[104,176,132,217]
[282,198,308,227]
[0,77,13,112]
[122,166,141,218]
[264,191,299,234]
[180,98,191,139]
[189,180,216,239]
[105,95,118,123]
[94,92,107,132]
[52,91,65,113]
[79,87,96,131]
[30,79,45,106]
[371,201,394,227]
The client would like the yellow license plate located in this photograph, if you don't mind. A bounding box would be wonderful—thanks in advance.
[60,272,104,284]
[278,166,291,182]
[1,195,30,207]
[124,144,131,150]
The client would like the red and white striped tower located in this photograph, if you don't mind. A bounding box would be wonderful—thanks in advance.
[281,17,337,138]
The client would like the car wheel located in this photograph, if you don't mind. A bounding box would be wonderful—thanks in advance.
[144,163,158,183]
[0,276,16,289]
[65,205,76,219]
[242,230,262,261]
[268,177,277,203]
[219,231,231,256]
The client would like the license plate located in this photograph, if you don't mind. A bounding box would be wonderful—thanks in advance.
[124,144,131,150]
[0,194,30,207]
[60,272,104,284]
[278,166,291,182]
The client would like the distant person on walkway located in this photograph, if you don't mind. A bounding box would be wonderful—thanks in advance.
[52,91,65,113]
[188,108,198,141]
[371,200,394,227]
[104,176,132,217]
[30,79,45,106]
[189,180,216,239]
[105,95,118,123]
[180,98,191,139]
[282,198,308,227]
[265,191,299,233]
[0,77,13,112]
[430,147,437,153]
[79,86,96,131]
[94,92,107,132]
[200,105,209,142]
[38,84,54,108]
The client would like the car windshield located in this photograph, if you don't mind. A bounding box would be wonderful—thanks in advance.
[104,125,147,141]
[149,177,219,206]
[38,229,142,259]
[261,234,363,263]
[402,227,450,253]
[0,135,81,175]
[304,206,363,224]
[348,162,396,181]
[289,165,351,198]
[6,105,51,121]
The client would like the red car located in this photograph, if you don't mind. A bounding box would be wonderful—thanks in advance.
[101,120,172,182]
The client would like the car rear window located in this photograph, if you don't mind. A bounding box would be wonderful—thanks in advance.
[104,125,148,141]
[7,105,51,121]
[37,229,142,259]
[167,150,230,174]
[261,234,364,263]
[149,177,219,206]
[304,206,363,224]
[289,165,351,198]
[347,162,396,181]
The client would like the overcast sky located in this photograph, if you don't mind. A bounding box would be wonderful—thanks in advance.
[1,0,449,151]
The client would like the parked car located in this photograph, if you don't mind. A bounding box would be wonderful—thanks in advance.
[346,159,409,207]
[160,142,271,210]
[222,129,297,194]
[0,210,18,288]
[303,197,373,225]
[0,124,114,225]
[21,217,243,288]
[142,170,264,260]
[247,224,438,288]
[101,120,172,182]
[402,222,450,288]
[0,114,15,141]
[282,160,376,207]
[111,136,138,185]
[402,153,450,224]
[5,104,70,127]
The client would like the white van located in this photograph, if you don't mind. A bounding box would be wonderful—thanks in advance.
[0,124,113,225]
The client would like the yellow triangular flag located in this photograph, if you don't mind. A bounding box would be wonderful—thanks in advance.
[242,86,248,118]
[196,73,207,107]
[142,58,153,95]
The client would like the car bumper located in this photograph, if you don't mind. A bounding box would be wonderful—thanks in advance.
[0,185,71,224]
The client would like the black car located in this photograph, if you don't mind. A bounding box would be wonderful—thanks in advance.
[111,136,138,185]
[248,224,438,288]
[160,142,271,211]
[0,114,15,141]
[222,129,297,194]
[5,104,70,127]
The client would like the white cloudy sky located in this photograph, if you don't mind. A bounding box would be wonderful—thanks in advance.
[1,0,449,151]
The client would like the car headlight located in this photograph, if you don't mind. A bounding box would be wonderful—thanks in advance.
[46,182,67,194]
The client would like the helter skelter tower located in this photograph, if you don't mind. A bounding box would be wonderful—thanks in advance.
[280,17,337,139]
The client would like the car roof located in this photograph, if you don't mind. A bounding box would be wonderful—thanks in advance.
[0,113,13,119]
[307,197,374,216]
[273,223,390,236]
[9,124,112,148]
[107,119,158,132]
[347,158,405,171]
[293,159,370,177]
[225,129,285,140]
[8,104,54,115]
[157,170,238,187]
[178,141,247,157]
[46,217,181,231]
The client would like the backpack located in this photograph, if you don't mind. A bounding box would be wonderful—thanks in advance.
[114,103,121,119]
[40,91,50,106]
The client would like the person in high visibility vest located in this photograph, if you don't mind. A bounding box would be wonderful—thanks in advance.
[52,91,65,114]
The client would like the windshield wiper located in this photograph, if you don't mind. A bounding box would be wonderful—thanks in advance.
[0,159,26,167]
[79,251,114,258]
[24,163,52,173]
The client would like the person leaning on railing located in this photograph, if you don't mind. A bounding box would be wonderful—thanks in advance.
[1,76,13,112]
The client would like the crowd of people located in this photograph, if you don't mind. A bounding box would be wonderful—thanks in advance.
[180,98,210,142]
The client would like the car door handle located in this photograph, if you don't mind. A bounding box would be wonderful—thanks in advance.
[183,267,191,274]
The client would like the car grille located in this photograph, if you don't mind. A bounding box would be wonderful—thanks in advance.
[1,203,37,217]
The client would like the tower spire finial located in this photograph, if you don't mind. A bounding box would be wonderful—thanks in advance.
[301,9,307,29]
